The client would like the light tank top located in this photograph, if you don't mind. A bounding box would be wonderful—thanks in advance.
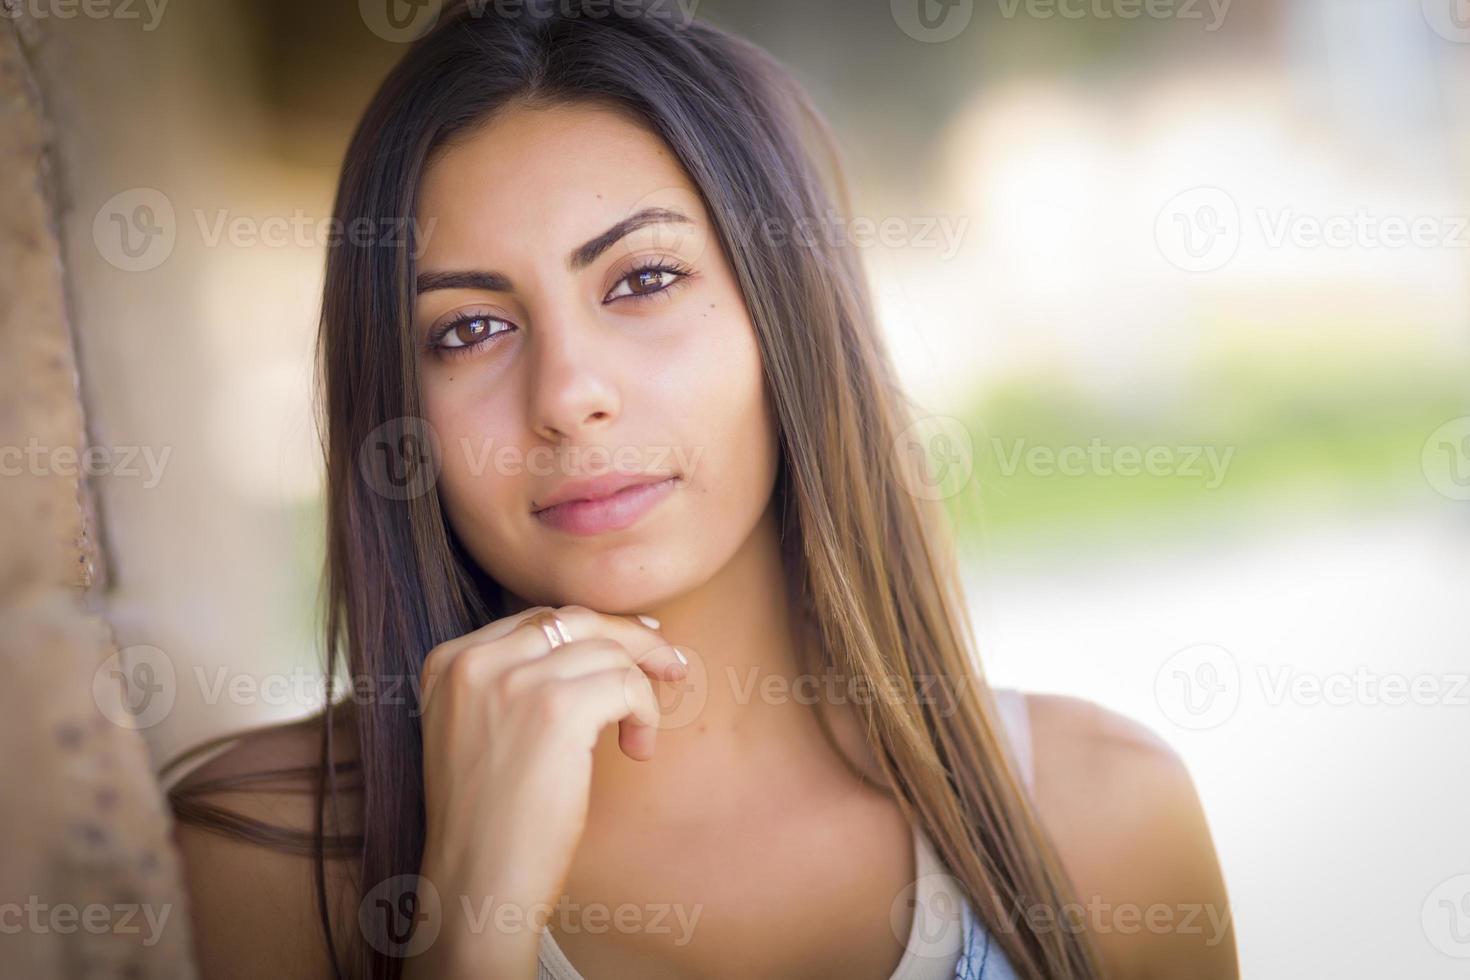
[536,686,1035,980]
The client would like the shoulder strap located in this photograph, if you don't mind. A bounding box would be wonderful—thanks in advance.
[989,686,1035,795]
[156,736,243,793]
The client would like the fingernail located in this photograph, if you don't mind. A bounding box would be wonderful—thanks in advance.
[674,648,687,665]
[637,614,661,629]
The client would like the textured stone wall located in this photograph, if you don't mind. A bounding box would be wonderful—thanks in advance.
[0,14,195,980]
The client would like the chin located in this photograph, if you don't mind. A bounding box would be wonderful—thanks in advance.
[520,545,698,615]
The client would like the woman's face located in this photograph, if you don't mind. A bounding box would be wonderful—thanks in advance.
[413,101,779,613]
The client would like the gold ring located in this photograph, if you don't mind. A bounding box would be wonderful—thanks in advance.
[528,610,572,653]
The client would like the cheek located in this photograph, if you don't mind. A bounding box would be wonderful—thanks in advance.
[682,313,778,514]
[421,374,525,545]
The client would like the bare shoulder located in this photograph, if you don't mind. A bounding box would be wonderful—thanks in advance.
[1022,693,1238,980]
[168,707,365,980]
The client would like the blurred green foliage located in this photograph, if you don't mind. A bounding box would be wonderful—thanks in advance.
[941,348,1467,544]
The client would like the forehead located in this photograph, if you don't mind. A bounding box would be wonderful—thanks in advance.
[416,102,701,262]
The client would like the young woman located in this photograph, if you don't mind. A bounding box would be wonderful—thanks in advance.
[163,3,1236,978]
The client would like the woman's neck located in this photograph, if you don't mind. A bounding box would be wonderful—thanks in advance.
[581,500,854,818]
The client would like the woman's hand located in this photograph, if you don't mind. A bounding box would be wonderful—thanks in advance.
[404,604,687,980]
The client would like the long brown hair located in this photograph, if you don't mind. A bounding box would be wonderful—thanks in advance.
[164,3,1103,978]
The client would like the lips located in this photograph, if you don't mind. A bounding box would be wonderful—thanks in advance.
[531,471,682,536]
[532,471,677,513]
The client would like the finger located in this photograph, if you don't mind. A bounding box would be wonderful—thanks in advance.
[618,715,657,762]
[420,605,681,709]
[423,605,578,690]
[419,604,556,699]
[440,604,557,660]
[551,665,662,762]
[499,639,643,697]
[548,605,686,680]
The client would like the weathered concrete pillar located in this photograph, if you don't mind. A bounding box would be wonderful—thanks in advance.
[0,14,196,980]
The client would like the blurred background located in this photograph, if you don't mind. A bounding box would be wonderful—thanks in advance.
[30,0,1469,975]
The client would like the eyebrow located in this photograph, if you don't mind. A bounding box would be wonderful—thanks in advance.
[415,206,694,295]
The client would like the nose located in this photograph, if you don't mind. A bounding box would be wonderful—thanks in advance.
[526,311,622,443]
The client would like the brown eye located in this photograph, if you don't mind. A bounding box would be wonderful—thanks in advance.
[630,269,673,294]
[604,264,688,302]
[435,314,510,350]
